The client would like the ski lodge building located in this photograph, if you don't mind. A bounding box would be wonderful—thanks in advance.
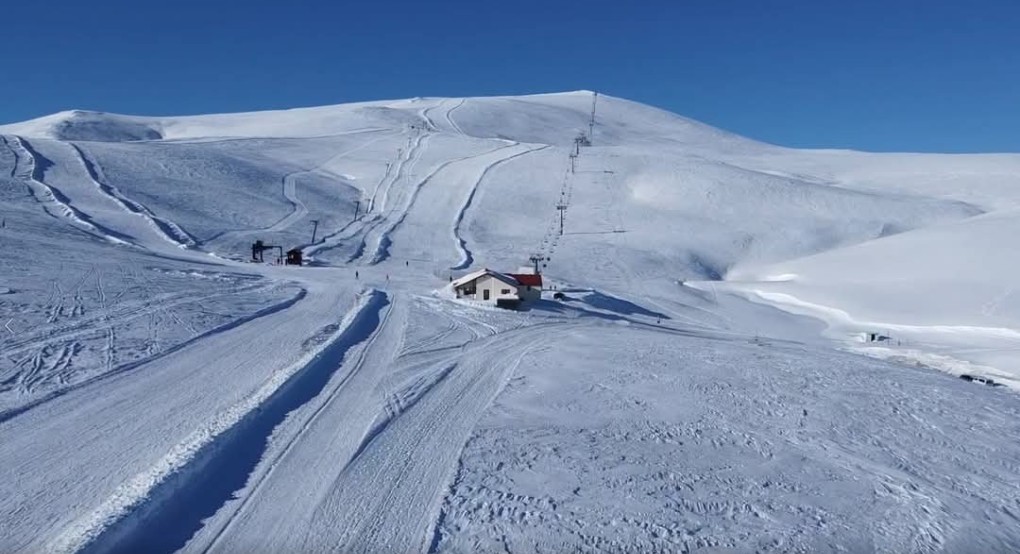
[451,269,543,308]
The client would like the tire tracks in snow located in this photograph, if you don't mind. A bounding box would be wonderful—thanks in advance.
[46,290,388,554]
[198,292,406,554]
[302,320,562,553]
[185,297,564,553]
[0,282,301,425]
[0,281,270,357]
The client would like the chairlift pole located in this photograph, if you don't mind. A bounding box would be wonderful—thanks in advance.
[556,203,567,236]
[310,219,319,243]
[529,254,547,275]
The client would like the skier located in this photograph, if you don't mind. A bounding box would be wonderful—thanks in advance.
[355,270,359,280]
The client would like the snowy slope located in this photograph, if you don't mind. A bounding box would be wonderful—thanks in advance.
[717,208,1020,387]
[2,92,1020,553]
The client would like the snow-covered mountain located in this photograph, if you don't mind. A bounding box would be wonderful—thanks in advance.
[2,92,1019,552]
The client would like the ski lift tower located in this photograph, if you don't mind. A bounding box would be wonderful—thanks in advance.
[556,202,568,235]
[588,91,598,145]
[528,254,549,274]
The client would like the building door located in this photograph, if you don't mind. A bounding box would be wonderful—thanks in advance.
[483,289,490,301]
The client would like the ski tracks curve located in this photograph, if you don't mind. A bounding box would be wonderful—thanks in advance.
[363,141,530,266]
[70,143,197,249]
[198,292,407,554]
[443,99,467,136]
[7,136,131,246]
[302,320,561,553]
[43,289,386,554]
[450,143,550,270]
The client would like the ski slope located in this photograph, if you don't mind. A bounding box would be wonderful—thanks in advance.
[2,92,1020,552]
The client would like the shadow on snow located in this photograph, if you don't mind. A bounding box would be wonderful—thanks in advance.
[80,291,390,554]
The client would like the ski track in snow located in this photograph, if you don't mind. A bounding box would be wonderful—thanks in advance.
[196,292,401,554]
[300,129,431,261]
[71,143,197,249]
[378,130,430,216]
[161,127,388,145]
[315,131,430,263]
[6,136,132,245]
[4,93,1020,553]
[443,99,467,136]
[419,102,441,132]
[450,144,549,270]
[0,281,299,425]
[46,290,385,554]
[345,130,432,262]
[307,331,548,553]
[213,130,399,248]
[270,132,401,233]
[365,142,525,266]
[263,170,309,234]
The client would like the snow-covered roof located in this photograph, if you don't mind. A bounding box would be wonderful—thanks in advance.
[451,268,519,288]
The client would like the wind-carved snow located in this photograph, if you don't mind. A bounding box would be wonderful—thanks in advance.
[1,91,1020,553]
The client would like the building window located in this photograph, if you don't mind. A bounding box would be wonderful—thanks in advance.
[463,284,476,295]
[501,289,511,295]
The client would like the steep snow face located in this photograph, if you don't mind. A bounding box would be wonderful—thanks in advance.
[719,208,1020,385]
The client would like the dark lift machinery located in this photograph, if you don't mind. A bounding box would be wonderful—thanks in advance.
[251,240,283,264]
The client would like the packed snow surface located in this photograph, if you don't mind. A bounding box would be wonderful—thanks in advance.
[1,92,1019,553]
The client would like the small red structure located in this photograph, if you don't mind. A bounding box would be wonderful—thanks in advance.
[508,273,543,302]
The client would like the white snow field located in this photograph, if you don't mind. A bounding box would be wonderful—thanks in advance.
[1,92,1020,553]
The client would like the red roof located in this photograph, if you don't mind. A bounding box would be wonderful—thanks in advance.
[509,273,543,287]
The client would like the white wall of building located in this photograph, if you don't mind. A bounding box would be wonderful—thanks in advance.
[455,274,519,304]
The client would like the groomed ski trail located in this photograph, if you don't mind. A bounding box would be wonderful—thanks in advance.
[302,323,554,553]
[185,297,568,553]
[60,290,390,554]
[360,142,524,266]
[196,292,409,554]
[0,277,364,553]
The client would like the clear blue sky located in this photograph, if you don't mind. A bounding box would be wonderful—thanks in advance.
[1,0,1017,152]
